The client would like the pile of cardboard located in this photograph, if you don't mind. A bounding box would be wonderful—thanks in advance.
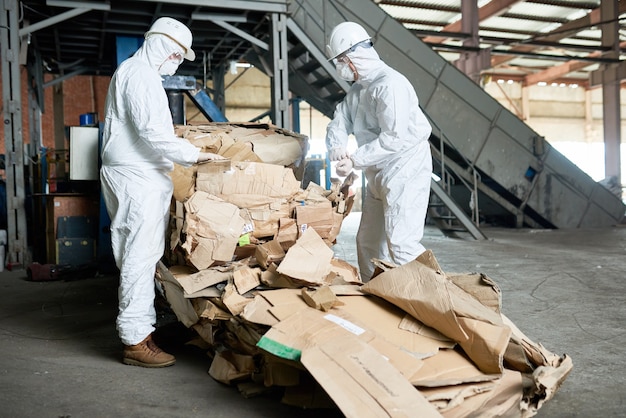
[158,123,572,417]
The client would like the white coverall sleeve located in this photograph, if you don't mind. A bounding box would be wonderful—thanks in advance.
[126,71,199,167]
[350,82,426,169]
[325,98,353,152]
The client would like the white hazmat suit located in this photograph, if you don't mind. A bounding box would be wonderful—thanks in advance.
[326,41,432,281]
[100,34,199,346]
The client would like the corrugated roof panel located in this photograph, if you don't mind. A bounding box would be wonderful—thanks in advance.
[380,4,457,26]
[479,29,528,40]
[507,3,585,21]
[482,16,551,33]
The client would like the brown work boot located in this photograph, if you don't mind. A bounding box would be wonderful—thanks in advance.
[123,334,176,368]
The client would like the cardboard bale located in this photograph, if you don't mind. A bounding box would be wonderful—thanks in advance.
[179,122,308,178]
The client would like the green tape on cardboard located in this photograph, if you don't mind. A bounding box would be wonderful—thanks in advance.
[257,336,301,361]
[238,233,251,246]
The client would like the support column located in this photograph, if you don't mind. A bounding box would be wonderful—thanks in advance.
[0,0,29,267]
[271,13,290,129]
[600,1,621,186]
[454,0,490,84]
[212,63,226,115]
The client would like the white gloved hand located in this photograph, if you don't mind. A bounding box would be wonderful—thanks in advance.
[335,158,354,177]
[197,152,226,163]
[328,147,350,162]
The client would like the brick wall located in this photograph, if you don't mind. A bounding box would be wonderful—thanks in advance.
[0,68,110,154]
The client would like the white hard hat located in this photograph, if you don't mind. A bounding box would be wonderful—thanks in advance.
[145,17,195,61]
[326,22,371,60]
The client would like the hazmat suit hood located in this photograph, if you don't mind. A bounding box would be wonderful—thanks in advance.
[346,45,386,85]
[133,34,184,74]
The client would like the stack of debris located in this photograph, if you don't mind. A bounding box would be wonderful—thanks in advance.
[158,122,572,417]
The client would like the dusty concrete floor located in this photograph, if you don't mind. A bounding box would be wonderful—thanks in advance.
[0,213,624,417]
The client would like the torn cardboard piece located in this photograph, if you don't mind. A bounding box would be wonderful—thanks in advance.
[255,240,285,269]
[196,161,301,208]
[361,251,511,374]
[156,261,199,327]
[276,227,333,285]
[301,286,344,312]
[182,191,246,270]
[302,337,442,418]
[170,265,232,296]
[209,350,256,385]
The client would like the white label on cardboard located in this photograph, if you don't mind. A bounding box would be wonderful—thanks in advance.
[300,224,307,234]
[324,314,365,336]
[242,223,254,234]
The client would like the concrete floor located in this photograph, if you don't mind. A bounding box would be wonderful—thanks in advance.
[0,213,625,417]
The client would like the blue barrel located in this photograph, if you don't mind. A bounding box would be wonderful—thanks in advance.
[79,113,97,126]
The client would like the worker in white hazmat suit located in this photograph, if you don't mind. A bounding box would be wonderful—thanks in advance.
[100,17,223,367]
[325,22,433,281]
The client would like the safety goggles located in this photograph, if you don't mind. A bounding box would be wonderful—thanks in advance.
[332,40,373,65]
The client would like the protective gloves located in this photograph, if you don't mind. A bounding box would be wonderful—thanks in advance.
[335,157,354,177]
[197,152,226,163]
[328,147,350,162]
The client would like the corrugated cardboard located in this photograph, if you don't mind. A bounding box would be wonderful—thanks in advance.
[170,265,231,296]
[182,191,245,270]
[209,350,256,385]
[361,251,511,374]
[219,141,263,163]
[170,164,196,202]
[275,217,298,251]
[254,240,285,269]
[196,161,301,208]
[156,261,199,327]
[241,294,279,326]
[410,348,499,387]
[336,295,454,358]
[327,258,361,284]
[233,266,261,294]
[222,281,253,316]
[295,204,334,240]
[301,337,442,418]
[276,228,333,285]
[301,286,343,312]
[260,263,299,289]
[192,298,231,320]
